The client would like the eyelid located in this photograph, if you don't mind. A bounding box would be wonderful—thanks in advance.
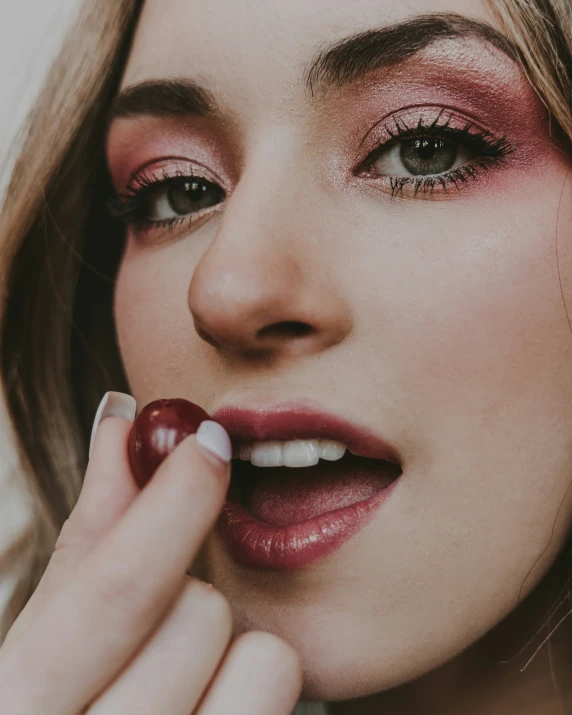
[107,162,228,238]
[351,106,513,200]
[125,157,224,194]
[361,125,508,177]
[109,107,511,232]
[358,105,501,159]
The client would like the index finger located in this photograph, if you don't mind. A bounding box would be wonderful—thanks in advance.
[2,422,231,715]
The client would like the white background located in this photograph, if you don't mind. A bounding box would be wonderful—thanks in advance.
[0,1,83,616]
[0,0,81,201]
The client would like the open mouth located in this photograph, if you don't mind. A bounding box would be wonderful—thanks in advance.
[212,403,403,569]
[229,450,402,526]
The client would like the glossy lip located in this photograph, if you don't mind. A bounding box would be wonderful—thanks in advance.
[216,477,400,570]
[210,401,401,463]
[210,401,402,570]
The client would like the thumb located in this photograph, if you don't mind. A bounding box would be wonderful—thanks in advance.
[5,392,137,643]
[63,391,138,546]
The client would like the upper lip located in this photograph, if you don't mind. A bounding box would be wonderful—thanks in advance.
[210,401,401,463]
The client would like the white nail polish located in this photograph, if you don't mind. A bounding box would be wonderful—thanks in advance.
[89,391,137,459]
[196,421,232,464]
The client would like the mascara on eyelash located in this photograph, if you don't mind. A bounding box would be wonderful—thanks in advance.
[368,116,513,163]
[363,113,514,198]
[106,168,200,220]
[106,169,225,233]
[106,114,515,229]
[388,160,500,199]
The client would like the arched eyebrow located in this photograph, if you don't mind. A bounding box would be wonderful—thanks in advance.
[305,13,516,97]
[107,12,517,126]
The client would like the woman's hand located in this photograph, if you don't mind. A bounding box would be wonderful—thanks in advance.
[0,405,302,714]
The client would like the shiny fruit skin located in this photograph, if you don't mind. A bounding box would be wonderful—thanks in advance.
[128,398,211,488]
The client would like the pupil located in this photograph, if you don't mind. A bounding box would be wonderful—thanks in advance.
[417,139,439,160]
[400,137,457,176]
[167,179,210,215]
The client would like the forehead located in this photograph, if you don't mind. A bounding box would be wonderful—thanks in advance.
[121,0,493,110]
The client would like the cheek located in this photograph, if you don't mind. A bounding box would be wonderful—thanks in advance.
[353,169,572,448]
[343,171,572,626]
[348,170,572,564]
[113,240,198,404]
[207,176,572,698]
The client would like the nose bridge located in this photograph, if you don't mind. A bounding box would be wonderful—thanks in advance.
[194,134,306,300]
[188,132,352,355]
[229,126,312,242]
[198,125,320,284]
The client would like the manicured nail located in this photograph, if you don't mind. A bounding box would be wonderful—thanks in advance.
[196,420,232,464]
[89,391,137,458]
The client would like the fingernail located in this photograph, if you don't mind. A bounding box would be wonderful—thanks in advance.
[89,391,137,459]
[196,420,232,464]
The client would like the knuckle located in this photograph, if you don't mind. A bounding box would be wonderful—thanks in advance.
[92,558,141,615]
[54,511,95,554]
[188,580,233,636]
[234,631,302,673]
[176,436,229,502]
[186,468,224,508]
[176,472,228,528]
[54,518,74,551]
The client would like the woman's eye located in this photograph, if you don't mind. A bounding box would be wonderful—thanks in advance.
[371,137,475,178]
[146,178,224,221]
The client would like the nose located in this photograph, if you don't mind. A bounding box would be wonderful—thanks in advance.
[188,164,352,358]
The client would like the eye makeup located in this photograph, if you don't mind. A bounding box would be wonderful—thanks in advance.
[105,36,555,239]
[108,104,514,236]
[355,105,513,199]
[107,160,227,236]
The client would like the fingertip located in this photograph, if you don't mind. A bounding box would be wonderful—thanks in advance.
[89,391,136,459]
[150,431,231,507]
[195,420,232,464]
[88,414,134,473]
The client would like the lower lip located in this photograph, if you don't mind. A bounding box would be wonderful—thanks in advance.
[216,475,400,570]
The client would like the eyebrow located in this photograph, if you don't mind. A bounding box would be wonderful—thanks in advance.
[107,12,518,125]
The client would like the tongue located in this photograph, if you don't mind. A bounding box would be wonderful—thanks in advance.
[240,454,401,526]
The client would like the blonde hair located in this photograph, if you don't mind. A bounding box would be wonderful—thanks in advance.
[0,0,141,639]
[0,0,571,701]
[491,0,572,139]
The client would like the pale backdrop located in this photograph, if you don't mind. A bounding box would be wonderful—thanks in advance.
[0,0,82,627]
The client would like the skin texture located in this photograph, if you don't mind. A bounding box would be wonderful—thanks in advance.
[107,0,572,712]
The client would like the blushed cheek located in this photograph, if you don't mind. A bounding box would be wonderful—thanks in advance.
[341,161,572,473]
[417,177,570,385]
[113,240,197,404]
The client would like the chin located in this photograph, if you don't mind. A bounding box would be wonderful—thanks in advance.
[222,588,445,702]
[204,530,476,703]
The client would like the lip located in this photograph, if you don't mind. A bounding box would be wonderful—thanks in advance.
[210,400,401,462]
[210,401,402,570]
[216,477,399,570]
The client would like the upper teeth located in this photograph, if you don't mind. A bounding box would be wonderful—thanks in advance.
[237,439,347,468]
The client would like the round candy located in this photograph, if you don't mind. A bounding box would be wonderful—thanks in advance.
[128,398,211,488]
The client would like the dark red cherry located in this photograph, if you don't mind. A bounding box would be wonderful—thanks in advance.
[128,398,211,488]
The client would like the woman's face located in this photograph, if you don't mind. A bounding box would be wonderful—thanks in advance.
[107,0,572,703]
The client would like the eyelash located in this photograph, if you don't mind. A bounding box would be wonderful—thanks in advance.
[106,114,513,235]
[106,168,225,236]
[360,113,513,197]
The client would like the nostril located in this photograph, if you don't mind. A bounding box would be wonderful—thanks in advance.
[256,322,315,340]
